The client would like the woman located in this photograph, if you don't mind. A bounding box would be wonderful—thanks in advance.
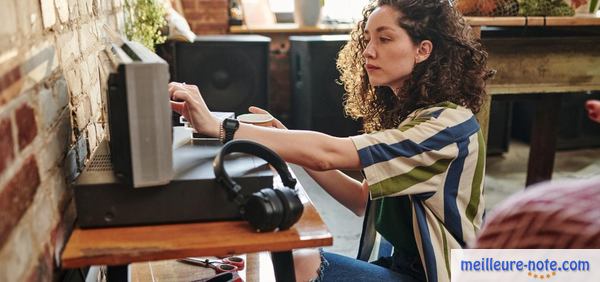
[169,0,493,281]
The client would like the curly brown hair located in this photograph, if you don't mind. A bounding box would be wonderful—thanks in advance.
[337,0,495,133]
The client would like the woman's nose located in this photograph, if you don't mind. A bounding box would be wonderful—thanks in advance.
[362,42,375,58]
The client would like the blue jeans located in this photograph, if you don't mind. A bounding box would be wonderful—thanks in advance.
[316,251,425,282]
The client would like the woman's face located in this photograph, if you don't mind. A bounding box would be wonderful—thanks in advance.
[362,5,420,92]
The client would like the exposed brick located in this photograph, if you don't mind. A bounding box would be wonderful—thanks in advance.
[65,146,78,183]
[78,0,93,17]
[0,222,34,282]
[64,67,82,97]
[55,0,70,23]
[190,23,228,35]
[112,0,123,9]
[86,123,97,151]
[184,11,229,24]
[79,60,91,90]
[25,245,53,282]
[78,23,96,55]
[0,118,14,175]
[15,0,44,36]
[15,103,38,151]
[75,131,88,167]
[56,30,81,67]
[73,95,91,131]
[50,199,76,265]
[37,110,71,175]
[181,0,198,10]
[0,156,40,248]
[40,0,57,28]
[0,0,18,36]
[67,0,79,19]
[89,85,101,120]
[0,66,22,95]
[21,44,59,92]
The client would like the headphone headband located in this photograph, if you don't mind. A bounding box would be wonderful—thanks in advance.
[213,140,297,200]
[213,140,304,232]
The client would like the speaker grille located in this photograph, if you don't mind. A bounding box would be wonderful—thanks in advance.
[89,152,112,172]
[290,35,361,137]
[171,35,270,116]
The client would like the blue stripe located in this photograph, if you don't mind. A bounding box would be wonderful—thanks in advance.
[430,109,444,118]
[358,116,480,167]
[412,197,438,282]
[443,138,469,247]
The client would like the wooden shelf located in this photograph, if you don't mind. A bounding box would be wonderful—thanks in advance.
[467,15,600,26]
[61,181,332,268]
[230,23,354,34]
[229,15,600,34]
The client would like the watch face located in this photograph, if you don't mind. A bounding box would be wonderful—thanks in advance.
[224,118,239,129]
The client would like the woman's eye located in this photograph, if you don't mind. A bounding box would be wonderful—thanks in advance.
[380,37,391,42]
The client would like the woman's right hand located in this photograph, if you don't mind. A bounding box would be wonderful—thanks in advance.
[248,106,288,129]
[168,82,220,137]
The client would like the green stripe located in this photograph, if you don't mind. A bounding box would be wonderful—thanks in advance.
[400,101,458,132]
[438,219,451,279]
[466,131,485,233]
[370,158,453,198]
[426,101,458,110]
[399,115,435,132]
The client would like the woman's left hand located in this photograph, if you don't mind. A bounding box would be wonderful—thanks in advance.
[248,106,287,129]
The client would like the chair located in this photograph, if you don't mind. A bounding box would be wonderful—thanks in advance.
[357,199,394,261]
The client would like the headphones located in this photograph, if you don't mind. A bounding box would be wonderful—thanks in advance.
[213,140,304,232]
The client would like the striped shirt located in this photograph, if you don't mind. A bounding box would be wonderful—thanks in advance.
[350,102,486,282]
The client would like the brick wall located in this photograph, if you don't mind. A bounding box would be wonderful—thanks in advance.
[181,0,229,34]
[0,0,126,280]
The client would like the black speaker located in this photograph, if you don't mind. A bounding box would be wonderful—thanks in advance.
[290,35,361,137]
[158,35,270,116]
[487,97,512,155]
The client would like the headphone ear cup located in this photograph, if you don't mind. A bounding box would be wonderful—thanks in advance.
[274,188,304,230]
[244,189,284,232]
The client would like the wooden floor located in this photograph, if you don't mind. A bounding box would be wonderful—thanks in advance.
[130,252,276,282]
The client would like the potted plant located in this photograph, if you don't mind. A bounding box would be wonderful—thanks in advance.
[124,0,167,51]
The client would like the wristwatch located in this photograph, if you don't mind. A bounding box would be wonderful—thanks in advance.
[222,118,240,143]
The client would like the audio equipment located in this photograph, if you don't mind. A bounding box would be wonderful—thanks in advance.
[289,35,361,137]
[213,140,304,232]
[158,35,270,116]
[107,39,173,188]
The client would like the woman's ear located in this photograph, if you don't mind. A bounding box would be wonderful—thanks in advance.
[415,40,433,63]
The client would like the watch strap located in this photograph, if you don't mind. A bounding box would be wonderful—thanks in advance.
[222,118,239,143]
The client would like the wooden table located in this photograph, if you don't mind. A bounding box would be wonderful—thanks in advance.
[469,16,600,186]
[61,176,332,282]
[232,16,600,186]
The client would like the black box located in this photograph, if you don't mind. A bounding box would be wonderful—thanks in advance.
[74,130,274,228]
[487,97,512,155]
[157,35,270,116]
[289,35,361,137]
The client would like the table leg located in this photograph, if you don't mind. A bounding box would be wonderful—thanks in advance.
[271,251,296,282]
[526,94,562,187]
[106,265,128,282]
